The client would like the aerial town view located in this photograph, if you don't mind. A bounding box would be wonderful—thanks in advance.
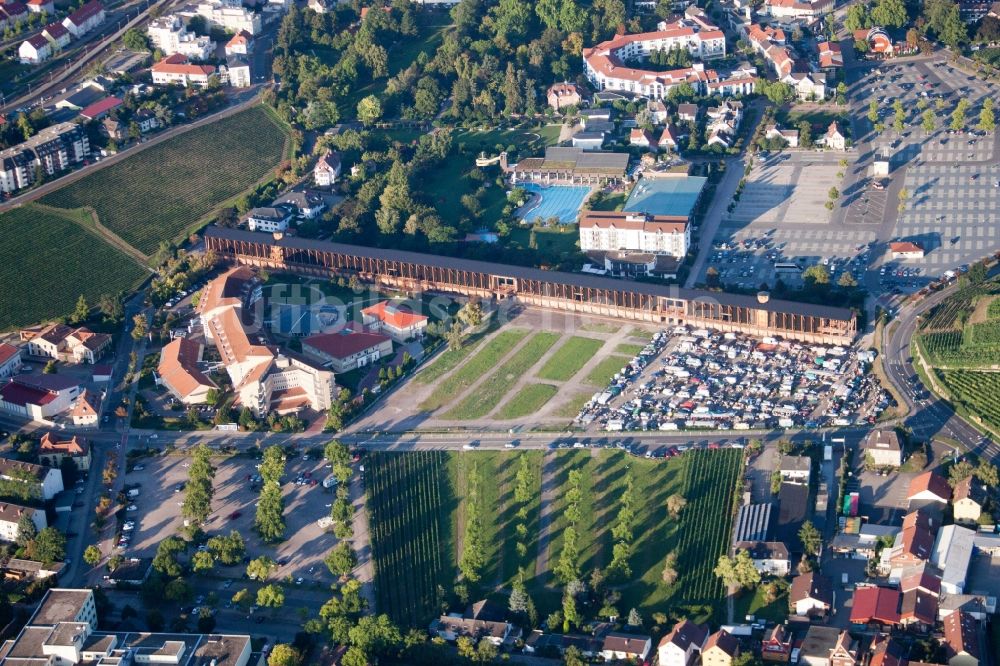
[4,0,1000,664]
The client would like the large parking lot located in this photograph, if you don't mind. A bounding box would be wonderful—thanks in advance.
[578,325,890,433]
[123,451,340,584]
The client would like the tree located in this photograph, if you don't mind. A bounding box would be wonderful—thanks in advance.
[949,460,975,487]
[165,578,192,602]
[627,608,642,627]
[246,555,277,581]
[122,27,150,51]
[257,584,285,609]
[445,321,466,350]
[975,460,998,487]
[152,536,185,577]
[798,121,813,149]
[872,0,908,28]
[799,520,822,555]
[192,550,215,573]
[131,313,148,341]
[951,99,970,132]
[15,512,38,548]
[357,95,383,125]
[803,264,830,287]
[256,481,285,542]
[867,100,879,124]
[666,493,687,518]
[232,588,253,611]
[72,295,90,324]
[348,614,401,660]
[661,552,678,584]
[83,545,102,566]
[897,187,909,214]
[714,550,761,590]
[845,3,872,31]
[98,293,124,323]
[207,531,245,565]
[324,542,357,577]
[838,272,858,288]
[979,98,995,132]
[968,262,987,285]
[268,644,302,666]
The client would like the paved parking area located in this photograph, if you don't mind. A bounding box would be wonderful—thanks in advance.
[124,452,339,584]
[856,469,915,525]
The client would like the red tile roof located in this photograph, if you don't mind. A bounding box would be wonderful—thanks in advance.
[0,343,20,366]
[942,611,981,661]
[890,241,924,254]
[362,301,428,330]
[849,586,901,625]
[66,0,103,26]
[40,432,89,456]
[908,471,951,501]
[0,379,56,407]
[304,328,390,360]
[80,96,122,119]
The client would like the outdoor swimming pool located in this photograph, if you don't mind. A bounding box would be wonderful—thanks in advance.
[519,184,591,224]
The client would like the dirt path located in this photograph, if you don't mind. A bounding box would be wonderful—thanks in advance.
[534,451,559,578]
[349,473,377,613]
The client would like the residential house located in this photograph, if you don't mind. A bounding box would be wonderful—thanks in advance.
[899,588,938,628]
[677,102,699,123]
[151,53,216,87]
[765,124,799,147]
[20,323,111,364]
[952,476,986,525]
[222,56,251,88]
[657,619,707,666]
[702,629,740,666]
[307,0,333,13]
[0,374,81,421]
[761,624,792,662]
[0,2,29,32]
[658,124,681,151]
[273,190,326,218]
[799,626,852,666]
[850,586,901,628]
[26,0,54,13]
[578,210,689,258]
[19,35,53,64]
[785,72,826,101]
[146,14,216,59]
[62,0,105,37]
[225,30,254,56]
[601,633,652,662]
[931,524,975,595]
[890,242,925,260]
[888,510,936,572]
[630,128,657,150]
[790,572,833,617]
[361,301,429,342]
[302,325,393,373]
[104,557,152,587]
[908,471,952,507]
[780,455,810,483]
[432,603,513,646]
[647,99,669,124]
[314,150,341,186]
[868,635,906,666]
[69,389,100,427]
[0,502,47,543]
[39,432,91,470]
[579,107,613,125]
[862,429,903,467]
[734,541,791,575]
[0,458,64,500]
[942,611,981,666]
[0,344,23,381]
[101,119,125,142]
[157,338,218,405]
[817,41,843,71]
[246,205,295,233]
[547,82,583,111]
[818,121,847,151]
[41,22,71,49]
[80,96,123,122]
[0,120,90,193]
[135,109,161,134]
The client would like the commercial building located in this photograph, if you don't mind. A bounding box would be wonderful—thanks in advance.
[0,344,22,381]
[361,301,428,342]
[0,457,64,500]
[0,375,81,421]
[302,325,393,373]
[890,242,925,260]
[204,227,858,345]
[19,323,111,364]
[862,429,902,467]
[0,587,255,666]
[578,210,689,258]
[157,338,218,405]
[931,525,975,595]
[507,147,629,186]
[0,123,90,194]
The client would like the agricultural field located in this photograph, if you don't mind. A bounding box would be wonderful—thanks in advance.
[41,106,288,256]
[442,331,559,419]
[936,370,1000,433]
[365,451,454,628]
[0,205,147,330]
[917,278,1000,368]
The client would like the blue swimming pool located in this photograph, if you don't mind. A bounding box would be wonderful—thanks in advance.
[519,184,591,225]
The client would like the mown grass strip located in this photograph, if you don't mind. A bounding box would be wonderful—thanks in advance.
[584,355,631,386]
[419,328,530,411]
[536,336,604,381]
[496,384,559,419]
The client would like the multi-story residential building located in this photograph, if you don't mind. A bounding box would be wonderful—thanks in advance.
[147,14,216,59]
[657,620,707,666]
[42,22,71,49]
[61,0,105,37]
[193,0,261,35]
[19,34,52,64]
[19,323,111,364]
[222,56,252,88]
[702,630,740,666]
[26,0,54,13]
[0,344,22,381]
[0,2,29,33]
[0,502,47,542]
[314,150,341,186]
[69,389,101,427]
[0,123,90,194]
[862,429,903,467]
[39,432,91,470]
[225,30,253,55]
[579,210,689,258]
[0,457,64,500]
[765,0,834,19]
[0,588,253,666]
[151,53,217,86]
[246,205,294,233]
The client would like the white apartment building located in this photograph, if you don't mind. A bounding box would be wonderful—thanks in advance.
[0,502,47,543]
[0,122,90,194]
[147,14,216,59]
[194,1,261,35]
[0,458,64,501]
[579,210,690,258]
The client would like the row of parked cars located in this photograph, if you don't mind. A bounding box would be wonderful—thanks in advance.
[577,327,889,433]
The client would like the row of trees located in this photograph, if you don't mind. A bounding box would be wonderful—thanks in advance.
[255,446,287,542]
[326,441,355,538]
[181,445,215,536]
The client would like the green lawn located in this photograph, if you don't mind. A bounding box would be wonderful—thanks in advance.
[614,343,645,357]
[443,332,560,419]
[508,225,581,257]
[552,391,594,418]
[537,336,604,381]
[587,191,627,211]
[780,108,851,137]
[495,384,559,419]
[419,328,530,411]
[0,205,147,331]
[419,151,508,226]
[584,355,631,386]
[452,125,562,158]
[734,584,790,624]
[41,106,288,256]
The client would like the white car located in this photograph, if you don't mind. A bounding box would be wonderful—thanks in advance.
[126,505,138,512]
